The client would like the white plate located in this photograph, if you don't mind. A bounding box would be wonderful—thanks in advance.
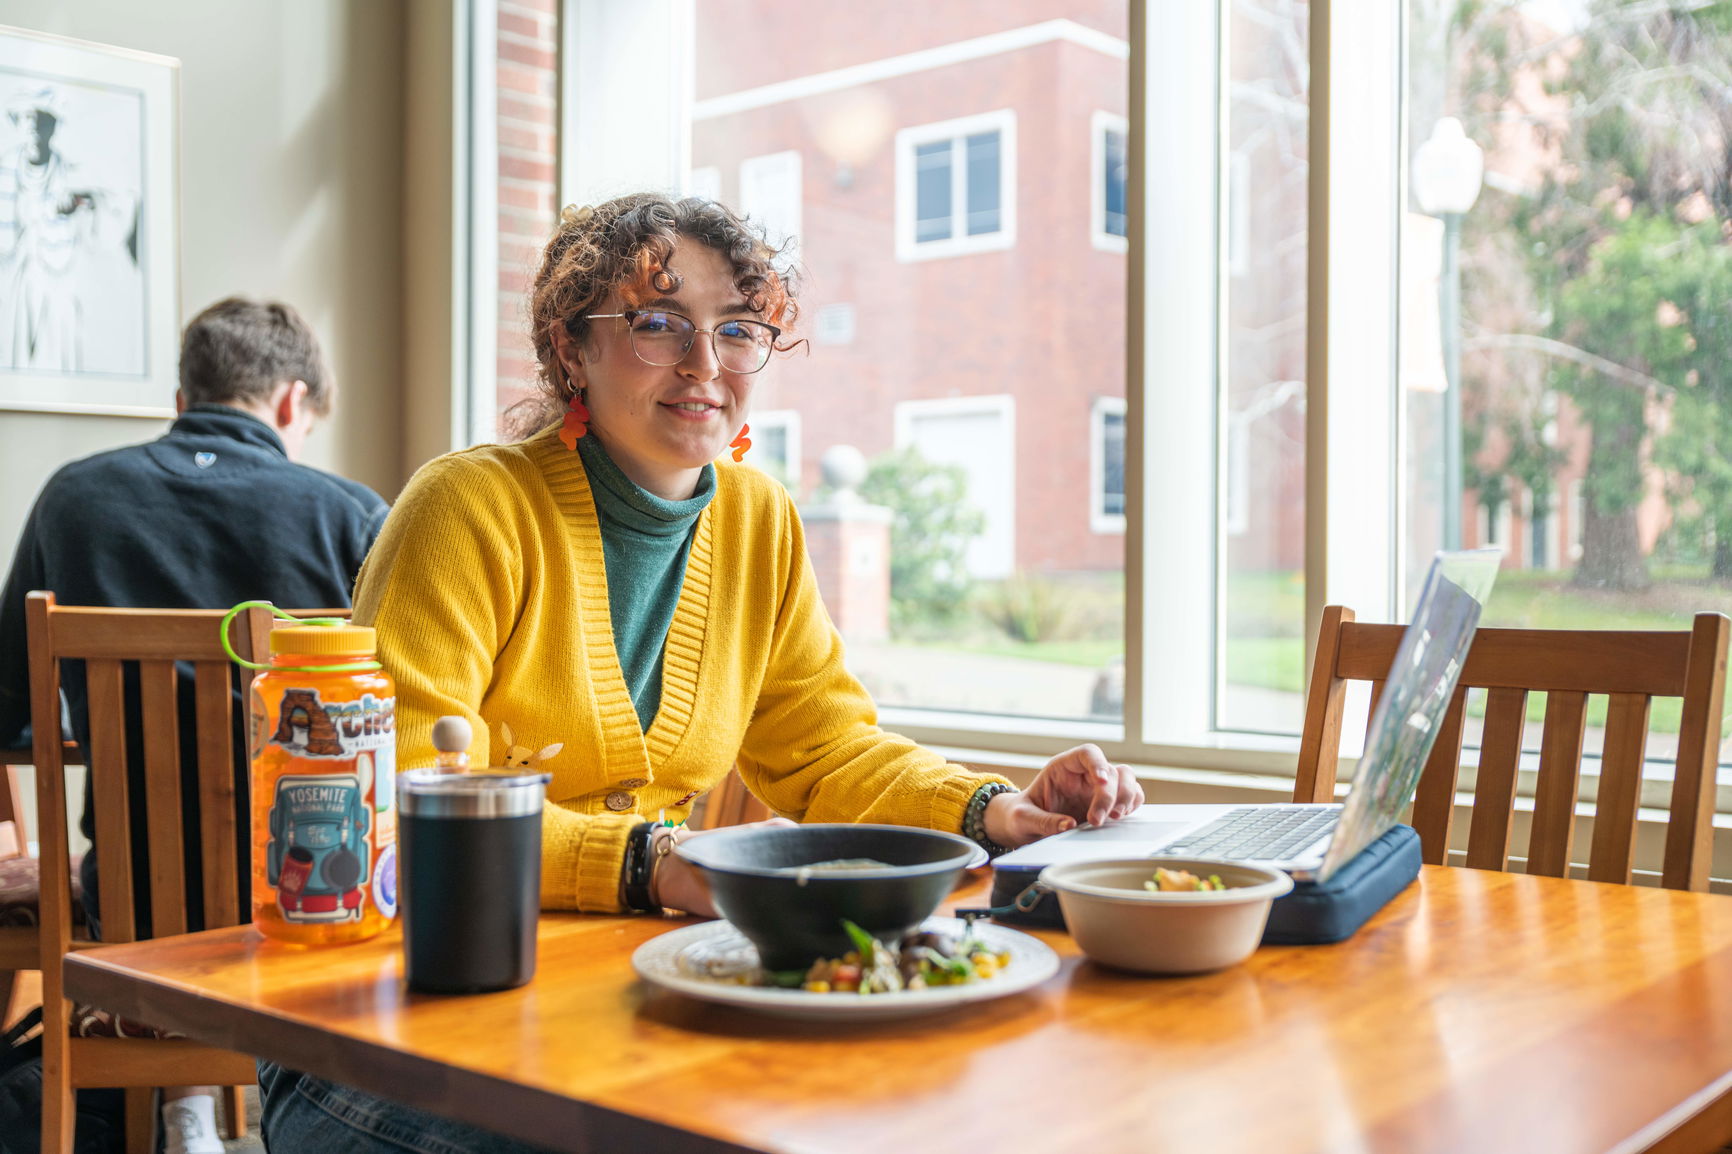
[631,917,1060,1022]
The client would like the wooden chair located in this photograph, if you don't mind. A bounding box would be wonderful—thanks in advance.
[1,736,84,1029]
[1294,604,1730,892]
[701,764,773,829]
[27,592,260,1154]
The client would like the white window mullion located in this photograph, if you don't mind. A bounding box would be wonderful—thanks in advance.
[1305,0,1401,691]
[1129,0,1218,748]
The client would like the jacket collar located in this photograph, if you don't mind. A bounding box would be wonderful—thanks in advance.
[168,404,287,457]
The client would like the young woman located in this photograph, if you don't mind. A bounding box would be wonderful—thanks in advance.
[259,193,1141,1152]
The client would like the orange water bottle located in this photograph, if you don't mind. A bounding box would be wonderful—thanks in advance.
[247,620,398,946]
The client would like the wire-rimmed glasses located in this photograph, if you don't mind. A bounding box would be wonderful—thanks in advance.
[585,309,781,375]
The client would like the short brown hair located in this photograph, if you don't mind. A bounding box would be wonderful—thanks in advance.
[179,297,333,416]
[507,193,799,437]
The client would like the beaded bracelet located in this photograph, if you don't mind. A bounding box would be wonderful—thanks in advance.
[621,821,659,912]
[963,782,1016,857]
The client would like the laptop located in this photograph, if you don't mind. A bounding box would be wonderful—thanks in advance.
[994,548,1503,884]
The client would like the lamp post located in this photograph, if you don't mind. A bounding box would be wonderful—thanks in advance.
[1413,117,1484,551]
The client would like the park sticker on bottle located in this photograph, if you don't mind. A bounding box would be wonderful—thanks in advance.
[260,688,397,924]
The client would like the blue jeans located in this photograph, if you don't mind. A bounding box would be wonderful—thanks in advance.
[256,1061,555,1154]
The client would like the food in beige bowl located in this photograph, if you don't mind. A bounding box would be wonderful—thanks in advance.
[1038,857,1294,974]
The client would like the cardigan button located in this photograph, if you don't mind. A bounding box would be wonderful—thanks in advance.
[619,778,649,788]
[604,791,634,812]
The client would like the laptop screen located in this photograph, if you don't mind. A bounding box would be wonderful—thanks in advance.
[1317,548,1502,881]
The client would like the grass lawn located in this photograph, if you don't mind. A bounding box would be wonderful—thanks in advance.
[1222,568,1721,733]
[883,566,1724,733]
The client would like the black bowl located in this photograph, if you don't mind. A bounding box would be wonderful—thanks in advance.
[674,824,987,972]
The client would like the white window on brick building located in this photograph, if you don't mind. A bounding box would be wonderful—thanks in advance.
[894,396,1015,578]
[747,408,800,490]
[1093,111,1128,252]
[739,150,802,252]
[689,165,722,204]
[1091,396,1127,534]
[894,110,1016,262]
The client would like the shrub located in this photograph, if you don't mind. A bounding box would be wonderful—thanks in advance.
[859,447,985,632]
[981,571,1074,643]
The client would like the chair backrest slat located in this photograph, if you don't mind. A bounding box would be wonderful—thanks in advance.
[1528,690,1589,878]
[194,659,241,929]
[1464,687,1527,872]
[1587,691,1651,885]
[1294,606,1355,806]
[139,658,188,938]
[45,608,239,660]
[1409,688,1468,865]
[1664,613,1730,890]
[1337,622,1692,696]
[84,657,136,944]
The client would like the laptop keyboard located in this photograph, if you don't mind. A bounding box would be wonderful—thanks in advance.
[1160,806,1339,861]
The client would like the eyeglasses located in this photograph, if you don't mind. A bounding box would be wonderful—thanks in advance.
[584,309,782,375]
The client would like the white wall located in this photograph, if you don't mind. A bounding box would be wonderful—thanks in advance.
[0,0,407,574]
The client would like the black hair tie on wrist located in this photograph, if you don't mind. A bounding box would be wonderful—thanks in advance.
[621,821,659,912]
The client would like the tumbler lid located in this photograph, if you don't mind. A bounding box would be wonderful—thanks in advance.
[399,769,549,818]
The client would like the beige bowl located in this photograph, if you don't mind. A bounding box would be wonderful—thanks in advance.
[1038,857,1294,974]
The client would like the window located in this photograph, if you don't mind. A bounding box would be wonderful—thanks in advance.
[1091,397,1126,532]
[893,397,1016,580]
[690,165,722,203]
[458,0,1732,846]
[748,408,801,490]
[894,110,1016,262]
[1092,111,1128,250]
[739,150,801,250]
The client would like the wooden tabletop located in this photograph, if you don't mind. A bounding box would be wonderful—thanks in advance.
[62,866,1732,1154]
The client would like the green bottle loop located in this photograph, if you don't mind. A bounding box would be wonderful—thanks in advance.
[220,600,383,674]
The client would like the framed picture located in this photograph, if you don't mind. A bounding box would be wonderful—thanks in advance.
[0,26,178,416]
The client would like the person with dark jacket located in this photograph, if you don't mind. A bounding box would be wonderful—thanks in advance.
[0,296,387,1154]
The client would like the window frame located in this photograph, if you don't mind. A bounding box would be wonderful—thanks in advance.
[1092,110,1129,252]
[1090,395,1127,534]
[739,149,802,250]
[892,394,1018,581]
[894,109,1018,263]
[748,407,802,489]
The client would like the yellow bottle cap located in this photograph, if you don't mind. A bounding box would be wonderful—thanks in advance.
[269,624,377,657]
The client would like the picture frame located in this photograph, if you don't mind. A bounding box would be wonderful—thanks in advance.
[0,25,179,417]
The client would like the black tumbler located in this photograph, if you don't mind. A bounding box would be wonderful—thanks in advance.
[399,768,550,994]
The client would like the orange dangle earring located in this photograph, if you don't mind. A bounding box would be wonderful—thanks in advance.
[729,423,751,462]
[558,387,590,450]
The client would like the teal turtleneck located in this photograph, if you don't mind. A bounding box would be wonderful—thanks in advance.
[575,434,716,730]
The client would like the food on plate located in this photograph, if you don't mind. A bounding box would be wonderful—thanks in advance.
[1145,867,1227,893]
[673,919,1010,994]
[797,921,1010,994]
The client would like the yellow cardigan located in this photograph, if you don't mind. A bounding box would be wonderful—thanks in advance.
[353,427,1009,911]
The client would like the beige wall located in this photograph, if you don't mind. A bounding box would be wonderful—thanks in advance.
[0,0,408,575]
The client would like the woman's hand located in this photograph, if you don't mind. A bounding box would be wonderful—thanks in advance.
[648,816,798,917]
[982,744,1143,850]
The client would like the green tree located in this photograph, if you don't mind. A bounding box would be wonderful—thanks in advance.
[1452,0,1732,589]
[858,447,985,633]
[1653,222,1732,578]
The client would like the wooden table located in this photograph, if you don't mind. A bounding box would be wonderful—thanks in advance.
[62,866,1732,1154]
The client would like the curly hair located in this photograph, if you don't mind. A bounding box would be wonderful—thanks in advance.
[508,192,800,438]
